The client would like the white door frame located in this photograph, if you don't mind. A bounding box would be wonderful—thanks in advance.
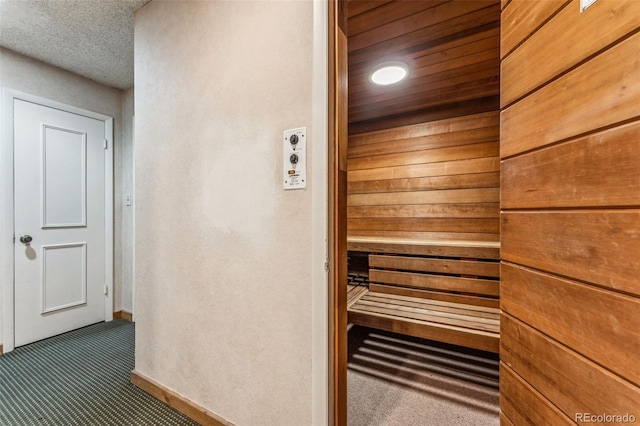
[2,89,114,353]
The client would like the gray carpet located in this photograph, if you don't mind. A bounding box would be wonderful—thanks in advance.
[348,325,500,426]
[0,320,199,426]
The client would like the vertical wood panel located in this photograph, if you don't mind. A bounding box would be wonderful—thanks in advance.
[501,0,640,423]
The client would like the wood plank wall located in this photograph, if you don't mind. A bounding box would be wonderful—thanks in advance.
[500,0,640,423]
[347,111,500,243]
[347,0,500,134]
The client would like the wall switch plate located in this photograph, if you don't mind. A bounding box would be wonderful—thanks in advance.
[581,0,597,12]
[283,127,307,190]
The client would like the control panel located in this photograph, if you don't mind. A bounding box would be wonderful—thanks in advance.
[283,127,306,190]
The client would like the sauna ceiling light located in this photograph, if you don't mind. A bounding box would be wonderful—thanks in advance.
[370,62,409,85]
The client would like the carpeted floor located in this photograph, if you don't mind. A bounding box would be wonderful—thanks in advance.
[0,320,198,426]
[348,325,500,426]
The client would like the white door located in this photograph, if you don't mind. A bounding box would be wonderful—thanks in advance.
[14,99,106,347]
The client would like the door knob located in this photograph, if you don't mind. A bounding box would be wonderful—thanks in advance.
[19,235,33,244]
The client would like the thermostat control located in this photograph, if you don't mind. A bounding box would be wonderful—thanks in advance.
[283,127,306,190]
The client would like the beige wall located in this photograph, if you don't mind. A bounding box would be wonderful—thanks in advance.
[134,1,326,424]
[0,47,127,345]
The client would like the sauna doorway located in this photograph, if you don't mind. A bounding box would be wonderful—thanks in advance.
[330,1,502,424]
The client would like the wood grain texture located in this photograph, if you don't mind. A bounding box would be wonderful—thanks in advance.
[501,33,640,158]
[350,111,498,145]
[370,284,499,309]
[348,172,500,194]
[348,188,499,206]
[501,211,640,296]
[500,0,570,59]
[347,0,392,19]
[348,113,500,243]
[500,0,640,422]
[347,237,500,258]
[349,217,498,233]
[501,121,640,209]
[350,230,499,242]
[500,363,574,425]
[130,370,231,426]
[113,310,133,322]
[348,203,499,219]
[501,0,640,106]
[369,269,499,297]
[501,263,640,386]
[347,0,500,126]
[348,157,499,182]
[501,313,640,417]
[370,254,500,277]
[349,126,499,158]
[349,292,500,353]
[348,141,498,171]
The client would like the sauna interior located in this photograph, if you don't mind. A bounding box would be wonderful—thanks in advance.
[344,0,639,423]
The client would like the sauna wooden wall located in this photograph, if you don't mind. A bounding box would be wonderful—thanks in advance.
[347,111,500,242]
[500,0,640,423]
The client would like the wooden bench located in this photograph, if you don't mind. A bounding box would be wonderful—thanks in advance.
[347,237,500,353]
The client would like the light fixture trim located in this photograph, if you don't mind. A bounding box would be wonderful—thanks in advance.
[369,61,409,86]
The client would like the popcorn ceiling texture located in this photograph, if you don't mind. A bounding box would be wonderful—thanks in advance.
[0,0,151,89]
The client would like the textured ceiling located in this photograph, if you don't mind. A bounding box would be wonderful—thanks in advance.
[0,0,151,89]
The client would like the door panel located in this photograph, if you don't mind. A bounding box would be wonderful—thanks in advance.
[14,99,106,347]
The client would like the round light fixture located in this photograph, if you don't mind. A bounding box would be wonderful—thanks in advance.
[370,62,409,86]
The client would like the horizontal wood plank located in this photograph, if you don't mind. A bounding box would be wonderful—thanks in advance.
[501,0,640,106]
[369,269,499,296]
[348,157,500,182]
[348,173,500,194]
[501,211,640,296]
[350,112,499,145]
[501,0,570,59]
[347,1,446,36]
[501,313,640,418]
[370,284,500,309]
[349,307,499,353]
[501,263,640,386]
[501,121,640,208]
[348,142,498,171]
[346,0,393,19]
[500,363,574,425]
[348,203,499,220]
[348,217,499,233]
[349,230,499,242]
[370,254,500,277]
[348,127,499,159]
[347,237,500,258]
[349,0,496,52]
[501,33,640,158]
[348,187,500,206]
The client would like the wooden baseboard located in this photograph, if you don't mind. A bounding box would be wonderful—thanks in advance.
[113,310,133,322]
[130,370,233,426]
[0,344,3,355]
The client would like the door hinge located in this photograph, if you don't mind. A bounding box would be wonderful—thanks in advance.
[324,258,330,271]
[104,285,108,296]
[103,139,108,149]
